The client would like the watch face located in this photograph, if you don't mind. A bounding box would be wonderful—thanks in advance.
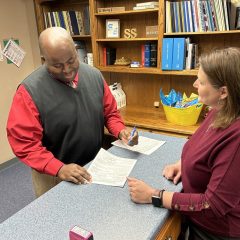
[152,196,161,207]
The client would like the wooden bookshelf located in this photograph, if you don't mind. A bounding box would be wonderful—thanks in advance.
[34,0,92,52]
[119,105,200,137]
[34,0,240,138]
[89,0,240,137]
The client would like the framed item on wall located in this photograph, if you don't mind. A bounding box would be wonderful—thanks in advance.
[106,19,120,38]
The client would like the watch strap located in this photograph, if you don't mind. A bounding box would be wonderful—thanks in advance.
[159,189,165,207]
[152,189,165,208]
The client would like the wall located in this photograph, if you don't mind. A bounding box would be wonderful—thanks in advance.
[0,0,41,164]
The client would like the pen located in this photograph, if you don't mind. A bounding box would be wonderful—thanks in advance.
[128,126,137,145]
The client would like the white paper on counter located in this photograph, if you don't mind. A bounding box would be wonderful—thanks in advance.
[112,136,165,155]
[88,148,136,187]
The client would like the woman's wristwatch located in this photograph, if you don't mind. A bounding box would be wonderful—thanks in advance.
[152,189,165,208]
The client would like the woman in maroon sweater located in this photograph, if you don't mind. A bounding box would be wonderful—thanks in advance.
[128,47,240,239]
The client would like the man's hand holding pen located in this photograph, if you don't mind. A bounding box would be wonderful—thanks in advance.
[119,127,138,146]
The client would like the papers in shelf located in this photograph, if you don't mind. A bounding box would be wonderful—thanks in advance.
[88,148,136,187]
[112,136,165,155]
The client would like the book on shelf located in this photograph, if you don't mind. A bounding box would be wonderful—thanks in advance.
[43,12,50,27]
[216,0,226,31]
[172,38,186,71]
[107,48,116,65]
[209,0,218,31]
[236,7,240,29]
[185,43,198,70]
[87,53,93,66]
[165,0,235,33]
[74,41,87,63]
[76,11,85,35]
[133,0,158,10]
[193,44,199,68]
[161,38,174,70]
[97,7,112,13]
[43,10,90,35]
[185,37,191,70]
[165,1,172,33]
[192,0,199,32]
[206,0,216,31]
[133,5,157,10]
[223,0,230,30]
[144,43,151,67]
[111,7,125,12]
[136,1,159,7]
[197,0,205,31]
[54,12,60,27]
[103,47,116,66]
[180,1,186,32]
[98,6,125,13]
[150,43,157,67]
[188,0,194,32]
[162,37,198,71]
[75,41,93,66]
[170,2,175,32]
[204,1,211,31]
[185,39,198,69]
[177,1,183,32]
[49,12,55,27]
[83,6,90,35]
[58,11,66,29]
[212,0,221,30]
[230,0,240,30]
[62,11,71,33]
[103,47,107,66]
[141,45,145,66]
[173,1,179,32]
[69,11,80,35]
[184,1,190,32]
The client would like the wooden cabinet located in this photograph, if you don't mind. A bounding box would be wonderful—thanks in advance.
[155,212,181,240]
[34,0,240,137]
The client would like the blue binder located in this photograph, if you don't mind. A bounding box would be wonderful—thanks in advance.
[161,38,174,70]
[172,38,186,70]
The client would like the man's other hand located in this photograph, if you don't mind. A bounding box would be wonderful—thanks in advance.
[57,163,92,184]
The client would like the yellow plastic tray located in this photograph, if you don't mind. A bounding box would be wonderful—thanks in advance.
[162,103,203,126]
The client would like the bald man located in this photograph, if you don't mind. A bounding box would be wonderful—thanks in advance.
[7,27,138,197]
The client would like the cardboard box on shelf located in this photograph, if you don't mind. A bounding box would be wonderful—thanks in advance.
[146,25,158,37]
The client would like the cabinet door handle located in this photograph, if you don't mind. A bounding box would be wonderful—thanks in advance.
[165,237,172,240]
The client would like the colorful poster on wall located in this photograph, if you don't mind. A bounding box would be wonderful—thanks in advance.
[2,39,26,67]
[0,43,3,61]
[3,39,19,64]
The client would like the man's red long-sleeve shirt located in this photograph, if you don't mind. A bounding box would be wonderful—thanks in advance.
[7,73,125,176]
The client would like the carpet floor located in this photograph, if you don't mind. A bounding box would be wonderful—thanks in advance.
[0,159,35,223]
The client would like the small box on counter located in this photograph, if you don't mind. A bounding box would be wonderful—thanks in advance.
[69,225,93,240]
